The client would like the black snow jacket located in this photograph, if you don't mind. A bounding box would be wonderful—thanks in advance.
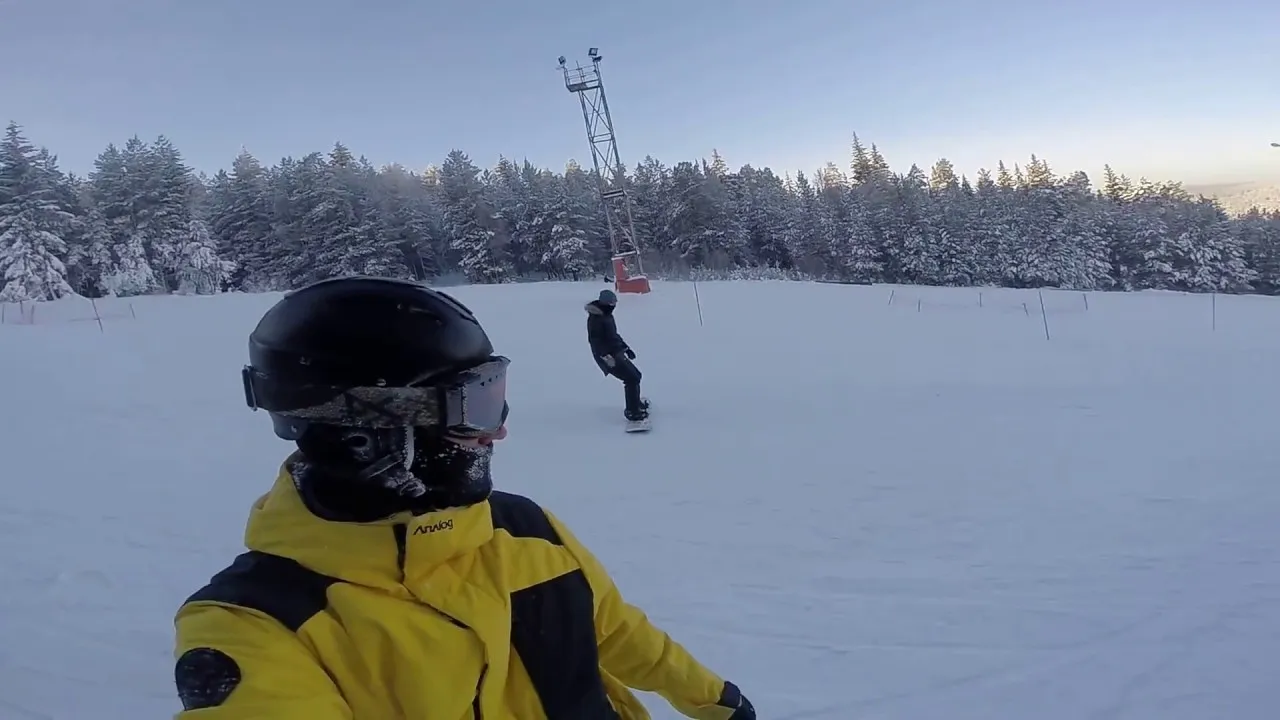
[586,300,630,371]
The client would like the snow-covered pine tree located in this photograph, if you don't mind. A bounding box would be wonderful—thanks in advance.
[927,178,979,286]
[173,218,235,294]
[66,207,115,295]
[439,150,506,283]
[368,163,441,281]
[100,232,160,296]
[0,123,77,302]
[145,136,199,289]
[738,165,796,270]
[88,142,160,295]
[34,148,93,292]
[829,195,882,283]
[1235,209,1280,294]
[787,171,830,277]
[849,133,889,186]
[484,157,537,276]
[1001,155,1069,287]
[1100,165,1134,203]
[416,165,452,274]
[627,156,670,268]
[534,173,594,280]
[662,161,737,272]
[884,166,943,284]
[563,161,613,271]
[206,150,276,290]
[296,144,401,282]
[928,158,960,192]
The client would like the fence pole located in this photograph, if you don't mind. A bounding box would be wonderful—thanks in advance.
[1212,293,1217,331]
[978,291,984,307]
[1038,290,1051,340]
[1082,292,1089,311]
[90,297,104,333]
[692,280,704,327]
[887,289,895,305]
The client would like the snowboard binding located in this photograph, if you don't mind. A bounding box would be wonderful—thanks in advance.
[624,397,652,433]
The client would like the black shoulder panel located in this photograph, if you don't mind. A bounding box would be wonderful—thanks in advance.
[510,569,617,719]
[184,551,339,632]
[488,491,563,545]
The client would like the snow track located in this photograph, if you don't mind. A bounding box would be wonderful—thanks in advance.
[3,281,1280,719]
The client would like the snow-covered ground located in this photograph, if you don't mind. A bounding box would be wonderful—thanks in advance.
[3,279,1280,719]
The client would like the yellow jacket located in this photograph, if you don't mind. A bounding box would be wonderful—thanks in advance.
[173,461,733,719]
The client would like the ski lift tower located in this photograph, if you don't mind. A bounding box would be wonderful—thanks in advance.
[559,48,650,294]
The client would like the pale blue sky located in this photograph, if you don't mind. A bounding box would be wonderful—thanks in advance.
[3,0,1278,185]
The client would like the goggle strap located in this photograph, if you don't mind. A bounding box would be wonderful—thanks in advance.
[245,356,510,432]
[269,385,442,429]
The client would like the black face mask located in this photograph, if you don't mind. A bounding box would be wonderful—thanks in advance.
[291,425,494,522]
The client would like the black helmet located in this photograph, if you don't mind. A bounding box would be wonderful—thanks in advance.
[242,276,508,441]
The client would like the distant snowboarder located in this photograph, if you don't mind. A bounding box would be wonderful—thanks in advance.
[586,289,649,426]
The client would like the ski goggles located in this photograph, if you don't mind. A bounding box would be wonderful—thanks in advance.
[243,356,510,438]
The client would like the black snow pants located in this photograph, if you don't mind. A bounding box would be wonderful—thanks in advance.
[601,353,644,419]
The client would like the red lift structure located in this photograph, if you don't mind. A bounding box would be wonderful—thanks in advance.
[558,48,650,294]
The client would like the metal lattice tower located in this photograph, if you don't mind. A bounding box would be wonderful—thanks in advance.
[559,48,649,292]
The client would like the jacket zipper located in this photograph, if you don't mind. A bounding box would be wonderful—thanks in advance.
[438,607,487,719]
[393,522,486,719]
[471,665,487,720]
[392,523,408,573]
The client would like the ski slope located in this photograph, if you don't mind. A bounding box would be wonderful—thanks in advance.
[3,279,1280,719]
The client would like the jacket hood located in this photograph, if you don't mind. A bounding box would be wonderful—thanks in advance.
[585,300,612,315]
[243,461,496,592]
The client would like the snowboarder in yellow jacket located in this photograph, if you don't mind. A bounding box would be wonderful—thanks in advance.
[172,276,755,720]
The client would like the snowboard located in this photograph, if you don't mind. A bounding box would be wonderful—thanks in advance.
[624,397,652,433]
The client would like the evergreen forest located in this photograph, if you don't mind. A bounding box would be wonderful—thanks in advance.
[2,120,1279,303]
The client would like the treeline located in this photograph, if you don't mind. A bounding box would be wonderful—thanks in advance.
[2,120,1280,303]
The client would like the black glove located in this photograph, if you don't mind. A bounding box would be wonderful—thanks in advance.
[624,348,636,360]
[717,682,755,720]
